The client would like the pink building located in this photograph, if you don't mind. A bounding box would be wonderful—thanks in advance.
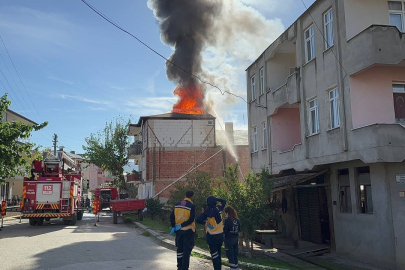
[81,163,114,191]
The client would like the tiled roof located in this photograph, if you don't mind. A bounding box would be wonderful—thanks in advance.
[216,130,248,146]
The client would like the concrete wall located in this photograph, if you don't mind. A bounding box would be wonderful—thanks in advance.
[350,66,405,128]
[271,108,301,152]
[267,53,296,91]
[330,160,396,269]
[147,119,215,148]
[344,0,390,40]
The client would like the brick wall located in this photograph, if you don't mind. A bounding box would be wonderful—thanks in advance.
[146,145,250,199]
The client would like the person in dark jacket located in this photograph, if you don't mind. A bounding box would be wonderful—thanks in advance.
[224,206,241,270]
[196,195,226,270]
[170,191,196,270]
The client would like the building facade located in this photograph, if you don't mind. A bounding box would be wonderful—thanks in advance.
[128,113,249,202]
[246,0,405,269]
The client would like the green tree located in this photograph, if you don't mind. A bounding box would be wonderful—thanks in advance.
[215,165,274,255]
[0,94,47,181]
[82,117,130,189]
[167,171,214,213]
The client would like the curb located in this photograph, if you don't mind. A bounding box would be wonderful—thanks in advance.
[134,221,288,270]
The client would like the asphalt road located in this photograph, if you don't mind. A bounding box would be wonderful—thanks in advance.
[0,212,214,270]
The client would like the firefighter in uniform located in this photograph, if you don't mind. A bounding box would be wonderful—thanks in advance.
[170,191,196,270]
[196,195,226,270]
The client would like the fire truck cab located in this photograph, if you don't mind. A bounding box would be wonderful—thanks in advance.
[21,153,84,226]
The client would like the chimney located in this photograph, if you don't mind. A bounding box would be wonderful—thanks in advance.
[225,122,234,145]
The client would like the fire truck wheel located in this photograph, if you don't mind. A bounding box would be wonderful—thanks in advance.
[71,213,77,225]
[45,218,51,221]
[113,211,118,224]
[77,211,83,221]
[63,220,70,225]
[29,219,37,226]
[37,218,44,226]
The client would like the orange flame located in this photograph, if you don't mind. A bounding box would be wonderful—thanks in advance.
[172,84,204,114]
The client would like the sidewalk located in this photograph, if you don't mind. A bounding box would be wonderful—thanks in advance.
[134,221,321,270]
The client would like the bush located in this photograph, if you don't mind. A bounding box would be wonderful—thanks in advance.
[167,171,214,213]
[123,216,134,223]
[145,197,164,220]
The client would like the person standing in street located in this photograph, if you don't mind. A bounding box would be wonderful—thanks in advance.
[196,196,226,270]
[170,191,196,270]
[224,206,241,270]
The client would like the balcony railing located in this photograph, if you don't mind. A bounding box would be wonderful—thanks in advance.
[268,71,299,115]
[128,142,142,156]
[345,25,405,75]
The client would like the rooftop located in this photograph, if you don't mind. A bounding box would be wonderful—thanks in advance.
[131,113,215,127]
[5,109,37,125]
[216,130,249,146]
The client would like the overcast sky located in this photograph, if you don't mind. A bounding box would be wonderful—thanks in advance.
[0,0,316,152]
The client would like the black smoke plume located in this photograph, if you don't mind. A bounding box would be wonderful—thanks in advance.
[148,0,222,87]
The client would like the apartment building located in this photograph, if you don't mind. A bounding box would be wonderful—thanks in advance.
[127,113,249,201]
[246,0,405,269]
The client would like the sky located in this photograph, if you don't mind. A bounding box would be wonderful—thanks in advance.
[0,0,316,153]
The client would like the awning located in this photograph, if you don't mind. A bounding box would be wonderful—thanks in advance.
[272,169,329,192]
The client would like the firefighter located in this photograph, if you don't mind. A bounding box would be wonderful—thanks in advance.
[169,191,196,270]
[196,196,226,270]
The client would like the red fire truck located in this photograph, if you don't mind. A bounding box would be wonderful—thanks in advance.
[21,154,84,226]
[94,187,119,210]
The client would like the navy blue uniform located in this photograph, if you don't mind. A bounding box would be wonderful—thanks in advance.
[196,196,226,270]
[224,217,241,269]
[170,198,196,270]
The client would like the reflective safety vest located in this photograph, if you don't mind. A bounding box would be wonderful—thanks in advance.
[206,215,224,235]
[174,198,196,232]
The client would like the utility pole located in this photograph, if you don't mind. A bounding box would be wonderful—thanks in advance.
[53,134,58,156]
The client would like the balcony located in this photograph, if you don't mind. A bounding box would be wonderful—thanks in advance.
[267,72,300,115]
[345,25,405,75]
[128,142,142,157]
[350,123,405,163]
[272,143,306,173]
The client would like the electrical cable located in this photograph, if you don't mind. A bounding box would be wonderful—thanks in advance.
[81,0,248,104]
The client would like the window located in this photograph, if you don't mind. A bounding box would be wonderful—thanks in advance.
[329,88,340,129]
[305,25,315,62]
[308,98,319,135]
[259,68,264,95]
[356,166,373,214]
[389,1,405,32]
[393,83,405,123]
[338,169,351,213]
[324,9,334,49]
[251,75,256,101]
[252,126,258,152]
[262,122,268,149]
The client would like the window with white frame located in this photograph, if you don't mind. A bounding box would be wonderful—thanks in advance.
[329,88,340,129]
[305,25,315,63]
[389,1,405,32]
[308,98,320,135]
[251,75,256,101]
[262,121,268,149]
[324,8,334,49]
[253,126,258,152]
[259,68,264,95]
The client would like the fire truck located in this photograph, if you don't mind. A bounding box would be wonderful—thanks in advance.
[21,153,84,226]
[95,187,119,210]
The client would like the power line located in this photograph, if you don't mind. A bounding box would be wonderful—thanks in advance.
[0,36,44,122]
[81,0,248,104]
[0,35,78,151]
[299,0,348,76]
